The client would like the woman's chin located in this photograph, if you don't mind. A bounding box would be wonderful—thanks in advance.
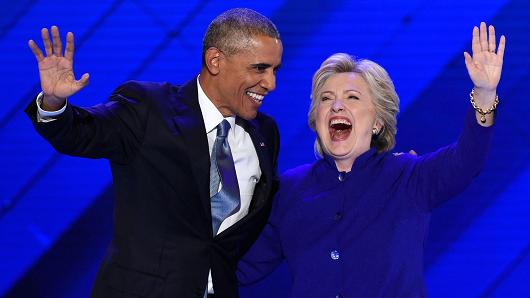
[326,148,354,160]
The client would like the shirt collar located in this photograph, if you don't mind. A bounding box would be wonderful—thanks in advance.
[196,76,236,135]
[323,147,377,172]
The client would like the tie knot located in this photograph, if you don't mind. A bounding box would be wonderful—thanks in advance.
[217,120,230,138]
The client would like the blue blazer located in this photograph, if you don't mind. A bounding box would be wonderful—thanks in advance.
[238,108,492,297]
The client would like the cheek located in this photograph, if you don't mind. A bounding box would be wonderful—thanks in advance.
[353,108,376,129]
[314,108,328,134]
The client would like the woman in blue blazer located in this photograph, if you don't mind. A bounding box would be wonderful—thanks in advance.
[238,22,505,297]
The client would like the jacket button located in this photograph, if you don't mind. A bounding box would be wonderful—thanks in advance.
[338,172,345,181]
[330,250,340,260]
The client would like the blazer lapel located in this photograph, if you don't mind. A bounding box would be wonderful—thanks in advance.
[169,79,212,220]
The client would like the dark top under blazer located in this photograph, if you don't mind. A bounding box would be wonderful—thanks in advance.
[25,79,280,298]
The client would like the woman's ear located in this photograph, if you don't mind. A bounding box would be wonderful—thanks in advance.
[373,119,384,135]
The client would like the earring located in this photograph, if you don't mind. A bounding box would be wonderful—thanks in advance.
[372,127,378,135]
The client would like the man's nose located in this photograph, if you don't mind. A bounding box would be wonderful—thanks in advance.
[260,71,276,91]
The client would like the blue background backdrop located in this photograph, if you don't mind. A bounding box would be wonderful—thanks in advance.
[1,0,529,297]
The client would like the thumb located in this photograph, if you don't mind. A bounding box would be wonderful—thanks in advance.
[463,52,473,66]
[74,73,90,90]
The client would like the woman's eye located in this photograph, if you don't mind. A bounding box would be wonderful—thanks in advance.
[348,95,359,100]
[321,96,331,101]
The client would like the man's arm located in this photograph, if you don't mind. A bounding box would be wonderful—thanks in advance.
[27,27,149,163]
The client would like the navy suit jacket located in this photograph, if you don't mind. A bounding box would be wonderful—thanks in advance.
[25,79,280,298]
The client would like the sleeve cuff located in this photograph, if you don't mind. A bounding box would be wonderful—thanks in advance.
[36,92,67,122]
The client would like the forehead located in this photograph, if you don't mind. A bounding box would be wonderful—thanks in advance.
[322,72,368,92]
[232,35,283,64]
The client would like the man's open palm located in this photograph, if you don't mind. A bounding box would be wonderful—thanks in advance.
[28,26,89,109]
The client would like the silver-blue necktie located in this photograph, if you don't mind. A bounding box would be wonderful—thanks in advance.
[209,120,240,235]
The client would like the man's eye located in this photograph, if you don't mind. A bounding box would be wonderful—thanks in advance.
[255,66,267,72]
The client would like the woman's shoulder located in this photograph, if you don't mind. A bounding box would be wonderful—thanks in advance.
[276,163,316,200]
[375,151,421,179]
[281,163,314,181]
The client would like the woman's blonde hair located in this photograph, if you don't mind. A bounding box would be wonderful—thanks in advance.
[308,53,400,156]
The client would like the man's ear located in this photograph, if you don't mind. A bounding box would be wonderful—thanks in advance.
[204,47,222,75]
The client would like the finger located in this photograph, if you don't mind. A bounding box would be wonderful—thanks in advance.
[76,73,90,88]
[463,51,473,65]
[479,22,488,51]
[465,51,483,71]
[28,40,44,62]
[71,73,90,94]
[488,25,496,53]
[497,35,506,62]
[41,28,52,57]
[64,32,74,61]
[51,25,62,57]
[471,26,480,55]
[463,52,476,75]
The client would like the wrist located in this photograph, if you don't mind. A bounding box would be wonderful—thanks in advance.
[473,87,497,108]
[469,88,499,125]
[42,93,66,111]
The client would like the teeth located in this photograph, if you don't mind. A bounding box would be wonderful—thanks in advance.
[246,91,264,102]
[329,118,351,126]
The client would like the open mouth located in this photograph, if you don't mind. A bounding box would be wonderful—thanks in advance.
[329,117,352,141]
[246,91,265,104]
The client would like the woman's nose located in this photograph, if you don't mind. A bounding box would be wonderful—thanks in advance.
[331,99,344,112]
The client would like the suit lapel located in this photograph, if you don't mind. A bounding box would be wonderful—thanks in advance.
[237,117,274,213]
[169,79,212,220]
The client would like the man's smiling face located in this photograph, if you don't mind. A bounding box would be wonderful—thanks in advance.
[214,35,283,120]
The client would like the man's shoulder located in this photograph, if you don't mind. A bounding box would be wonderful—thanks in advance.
[110,79,196,105]
[252,109,280,132]
[250,112,279,144]
[253,111,276,125]
[115,80,175,95]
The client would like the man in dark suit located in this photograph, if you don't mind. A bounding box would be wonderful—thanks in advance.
[25,8,282,298]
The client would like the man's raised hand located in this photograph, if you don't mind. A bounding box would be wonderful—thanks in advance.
[28,26,89,111]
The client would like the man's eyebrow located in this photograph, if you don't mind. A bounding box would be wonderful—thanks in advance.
[251,63,272,68]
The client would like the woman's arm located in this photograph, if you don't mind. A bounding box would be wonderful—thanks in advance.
[237,218,285,286]
[407,23,505,211]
